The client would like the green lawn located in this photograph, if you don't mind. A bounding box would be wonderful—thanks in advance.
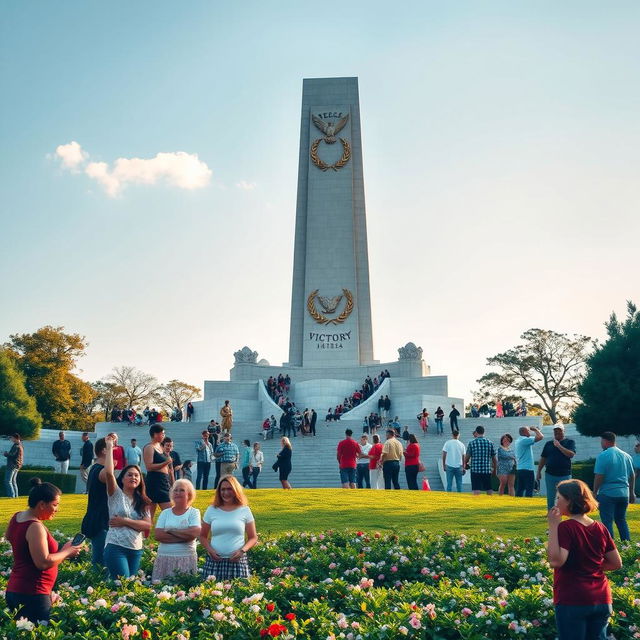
[2,489,638,538]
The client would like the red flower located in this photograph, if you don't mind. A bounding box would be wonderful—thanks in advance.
[260,630,269,637]
[267,623,287,637]
[266,603,275,612]
[285,613,296,621]
[483,574,493,580]
[142,632,151,640]
[356,531,364,536]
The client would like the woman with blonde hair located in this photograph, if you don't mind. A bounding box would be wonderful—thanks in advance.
[199,475,258,580]
[152,479,201,581]
[276,437,292,489]
[547,479,622,640]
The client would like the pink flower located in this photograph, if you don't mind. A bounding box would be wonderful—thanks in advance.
[508,621,518,631]
[409,616,421,629]
[329,563,337,570]
[391,566,398,573]
[420,567,429,575]
[121,624,138,640]
[462,608,472,617]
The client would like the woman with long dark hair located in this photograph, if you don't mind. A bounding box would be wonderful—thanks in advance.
[497,433,516,496]
[103,435,151,579]
[5,479,82,623]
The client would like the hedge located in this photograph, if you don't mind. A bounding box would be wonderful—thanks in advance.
[0,466,77,496]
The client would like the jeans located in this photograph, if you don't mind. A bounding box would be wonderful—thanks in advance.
[104,543,143,579]
[196,461,211,490]
[445,465,463,492]
[544,472,571,511]
[383,460,400,489]
[251,467,261,489]
[435,419,443,435]
[516,469,534,497]
[597,494,630,541]
[554,603,612,640]
[405,465,419,490]
[356,465,370,488]
[5,592,52,624]
[90,528,108,567]
[242,466,252,487]
[449,416,458,431]
[5,466,19,498]
[213,461,221,488]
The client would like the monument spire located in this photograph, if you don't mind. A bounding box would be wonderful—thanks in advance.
[288,77,375,368]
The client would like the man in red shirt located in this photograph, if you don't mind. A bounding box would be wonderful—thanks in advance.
[337,429,361,489]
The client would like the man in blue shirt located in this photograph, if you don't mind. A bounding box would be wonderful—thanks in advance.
[594,431,635,541]
[194,430,215,490]
[241,439,252,488]
[514,425,543,497]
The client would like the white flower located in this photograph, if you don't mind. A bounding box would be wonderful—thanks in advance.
[94,598,108,607]
[16,617,35,631]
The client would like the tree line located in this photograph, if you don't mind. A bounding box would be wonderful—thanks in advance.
[1,303,638,439]
[472,301,639,438]
[0,326,200,439]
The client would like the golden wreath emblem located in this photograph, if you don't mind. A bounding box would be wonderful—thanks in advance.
[310,113,351,171]
[307,289,354,325]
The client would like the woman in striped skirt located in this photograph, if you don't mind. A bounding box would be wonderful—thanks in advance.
[199,475,258,580]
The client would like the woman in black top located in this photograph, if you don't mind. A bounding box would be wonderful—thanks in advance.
[143,424,172,520]
[277,437,292,490]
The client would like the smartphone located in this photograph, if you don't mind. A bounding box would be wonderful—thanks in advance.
[71,533,86,546]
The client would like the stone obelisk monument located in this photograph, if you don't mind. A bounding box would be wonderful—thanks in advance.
[288,77,375,368]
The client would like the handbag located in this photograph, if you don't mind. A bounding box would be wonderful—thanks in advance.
[272,460,280,472]
[418,461,425,473]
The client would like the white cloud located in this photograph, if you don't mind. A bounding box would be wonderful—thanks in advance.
[53,142,213,197]
[55,141,88,170]
[236,180,256,191]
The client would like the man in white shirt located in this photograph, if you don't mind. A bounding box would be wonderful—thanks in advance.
[356,434,373,489]
[442,430,466,492]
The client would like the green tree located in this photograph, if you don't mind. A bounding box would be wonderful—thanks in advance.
[91,381,129,421]
[0,349,43,439]
[105,366,159,409]
[5,326,95,431]
[157,379,201,416]
[477,328,591,424]
[575,301,640,437]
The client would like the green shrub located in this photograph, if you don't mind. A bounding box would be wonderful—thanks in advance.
[571,458,596,488]
[0,466,77,496]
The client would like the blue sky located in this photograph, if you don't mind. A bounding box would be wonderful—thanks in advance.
[1,1,639,402]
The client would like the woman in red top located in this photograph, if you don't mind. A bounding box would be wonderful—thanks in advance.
[5,478,82,624]
[368,434,384,489]
[547,479,622,640]
[404,434,421,490]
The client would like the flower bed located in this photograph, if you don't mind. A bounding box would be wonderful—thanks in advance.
[0,530,638,639]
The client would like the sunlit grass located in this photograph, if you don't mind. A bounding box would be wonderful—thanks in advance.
[1,490,637,538]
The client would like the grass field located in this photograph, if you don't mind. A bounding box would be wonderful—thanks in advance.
[1,489,638,538]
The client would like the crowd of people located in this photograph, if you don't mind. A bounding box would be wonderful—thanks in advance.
[469,398,528,418]
[2,421,637,640]
[265,374,291,404]
[109,404,196,425]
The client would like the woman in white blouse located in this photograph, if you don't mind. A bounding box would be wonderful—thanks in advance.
[152,479,201,580]
[249,442,264,489]
[103,435,152,579]
[199,475,258,580]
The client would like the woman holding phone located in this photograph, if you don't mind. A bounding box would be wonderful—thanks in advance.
[5,478,83,623]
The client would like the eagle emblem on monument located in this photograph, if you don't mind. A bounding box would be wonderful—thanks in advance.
[310,113,351,171]
[307,288,354,325]
[312,114,349,144]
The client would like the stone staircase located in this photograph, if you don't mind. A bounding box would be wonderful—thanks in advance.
[90,420,447,490]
